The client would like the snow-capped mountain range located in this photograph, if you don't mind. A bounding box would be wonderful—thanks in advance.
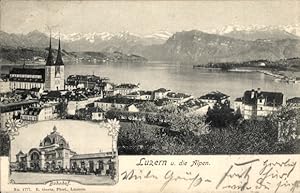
[48,25,300,44]
[2,25,300,63]
[51,31,173,44]
[210,24,300,36]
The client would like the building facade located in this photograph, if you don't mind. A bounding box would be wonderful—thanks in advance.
[94,97,142,111]
[16,126,76,171]
[113,83,139,96]
[15,126,114,175]
[65,75,109,91]
[125,91,153,100]
[153,88,170,100]
[234,88,285,119]
[67,96,102,116]
[21,103,59,121]
[9,68,45,90]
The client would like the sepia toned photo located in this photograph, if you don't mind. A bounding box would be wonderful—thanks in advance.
[8,120,118,185]
[0,0,300,192]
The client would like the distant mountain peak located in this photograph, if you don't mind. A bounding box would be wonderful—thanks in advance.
[213,25,300,41]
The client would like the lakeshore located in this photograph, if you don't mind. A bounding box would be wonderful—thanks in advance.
[227,68,300,83]
[2,62,300,101]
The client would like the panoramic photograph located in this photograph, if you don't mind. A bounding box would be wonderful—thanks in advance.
[0,0,300,172]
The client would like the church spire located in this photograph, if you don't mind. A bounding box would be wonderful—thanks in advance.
[55,34,64,66]
[46,33,54,66]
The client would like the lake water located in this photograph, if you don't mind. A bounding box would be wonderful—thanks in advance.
[64,62,300,102]
[2,61,300,102]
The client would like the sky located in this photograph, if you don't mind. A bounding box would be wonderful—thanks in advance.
[0,0,300,35]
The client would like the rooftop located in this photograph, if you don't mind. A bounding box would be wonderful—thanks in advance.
[180,98,208,109]
[166,92,191,99]
[9,68,45,83]
[10,68,45,75]
[0,99,38,108]
[115,83,139,89]
[71,152,113,160]
[22,107,42,116]
[153,88,170,93]
[127,90,152,96]
[243,90,284,107]
[234,97,243,102]
[199,91,229,101]
[66,74,108,82]
[41,126,70,149]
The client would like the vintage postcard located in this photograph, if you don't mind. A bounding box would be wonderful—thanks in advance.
[0,0,300,192]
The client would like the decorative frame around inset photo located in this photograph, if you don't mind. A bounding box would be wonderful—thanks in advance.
[5,119,119,185]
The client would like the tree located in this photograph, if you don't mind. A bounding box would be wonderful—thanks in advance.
[267,107,300,142]
[166,112,210,136]
[118,122,157,154]
[56,100,68,119]
[138,101,159,113]
[160,102,180,114]
[206,103,241,128]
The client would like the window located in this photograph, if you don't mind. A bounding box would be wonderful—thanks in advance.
[260,107,263,110]
[98,160,104,170]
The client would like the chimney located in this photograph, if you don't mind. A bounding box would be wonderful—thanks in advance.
[251,89,255,99]
[257,88,261,94]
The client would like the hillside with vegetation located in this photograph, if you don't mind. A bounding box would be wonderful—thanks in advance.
[2,30,300,65]
[193,58,300,71]
[116,105,300,155]
[0,46,147,64]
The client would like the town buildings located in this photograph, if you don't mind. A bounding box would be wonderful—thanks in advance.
[178,98,210,116]
[199,91,230,108]
[113,83,139,96]
[91,107,105,121]
[66,90,103,116]
[15,126,114,175]
[8,36,64,91]
[94,97,142,111]
[234,88,285,120]
[21,102,59,121]
[9,68,46,90]
[125,90,153,100]
[0,100,38,129]
[70,152,114,175]
[166,92,193,103]
[65,75,111,93]
[74,104,105,121]
[153,88,170,100]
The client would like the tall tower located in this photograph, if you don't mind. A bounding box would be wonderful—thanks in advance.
[44,34,65,91]
[44,34,55,91]
[54,36,65,90]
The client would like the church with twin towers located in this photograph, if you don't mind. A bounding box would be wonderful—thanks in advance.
[9,35,65,91]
